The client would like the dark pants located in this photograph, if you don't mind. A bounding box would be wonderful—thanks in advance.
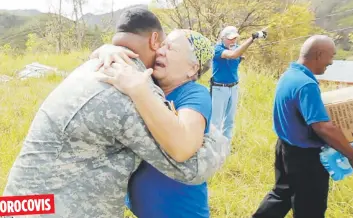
[253,139,330,218]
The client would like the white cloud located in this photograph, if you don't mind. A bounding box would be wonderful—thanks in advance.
[0,0,152,18]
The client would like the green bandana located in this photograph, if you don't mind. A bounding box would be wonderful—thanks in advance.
[181,29,214,72]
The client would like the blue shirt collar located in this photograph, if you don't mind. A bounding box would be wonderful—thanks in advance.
[289,62,319,84]
[217,42,226,49]
[217,42,238,49]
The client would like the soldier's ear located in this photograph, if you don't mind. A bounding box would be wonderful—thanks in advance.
[150,32,161,51]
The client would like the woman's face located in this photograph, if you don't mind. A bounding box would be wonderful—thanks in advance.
[153,30,197,83]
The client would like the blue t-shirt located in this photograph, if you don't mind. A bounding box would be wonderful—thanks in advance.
[128,81,212,218]
[273,62,330,148]
[212,43,241,84]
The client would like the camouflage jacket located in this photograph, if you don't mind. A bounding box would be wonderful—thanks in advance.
[3,51,230,218]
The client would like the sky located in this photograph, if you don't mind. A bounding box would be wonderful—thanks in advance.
[0,0,152,18]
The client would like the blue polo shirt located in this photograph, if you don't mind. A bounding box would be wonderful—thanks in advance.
[212,43,241,84]
[128,81,212,218]
[273,62,330,148]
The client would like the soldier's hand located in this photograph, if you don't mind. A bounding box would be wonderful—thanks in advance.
[90,44,139,71]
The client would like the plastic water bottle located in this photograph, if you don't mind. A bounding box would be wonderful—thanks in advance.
[125,194,131,209]
[320,143,353,181]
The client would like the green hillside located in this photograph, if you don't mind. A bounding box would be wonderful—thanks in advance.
[0,1,353,53]
[0,12,108,53]
[0,13,67,51]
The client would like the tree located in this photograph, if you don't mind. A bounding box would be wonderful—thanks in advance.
[151,0,277,42]
[0,43,13,55]
[58,0,63,53]
[25,33,51,53]
[150,0,320,74]
[66,0,87,49]
[45,0,64,53]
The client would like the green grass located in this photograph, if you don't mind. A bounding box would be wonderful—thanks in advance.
[0,74,64,190]
[0,51,90,77]
[1,53,353,218]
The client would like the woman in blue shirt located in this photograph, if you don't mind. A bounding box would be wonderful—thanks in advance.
[98,29,215,218]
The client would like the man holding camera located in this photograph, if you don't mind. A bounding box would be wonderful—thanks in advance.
[210,26,267,140]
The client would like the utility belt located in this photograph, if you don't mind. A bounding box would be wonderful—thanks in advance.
[209,77,238,97]
[211,81,238,87]
[210,77,238,87]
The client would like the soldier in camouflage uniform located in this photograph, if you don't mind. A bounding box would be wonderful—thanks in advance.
[2,6,230,218]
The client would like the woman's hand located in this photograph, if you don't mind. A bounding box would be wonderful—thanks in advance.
[96,60,153,97]
[90,44,139,71]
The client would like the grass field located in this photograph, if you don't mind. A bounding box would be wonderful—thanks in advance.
[1,52,352,218]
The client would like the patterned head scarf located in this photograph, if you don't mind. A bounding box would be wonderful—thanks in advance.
[180,29,214,76]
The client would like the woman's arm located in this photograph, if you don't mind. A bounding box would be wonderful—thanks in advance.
[97,63,206,162]
[129,84,206,162]
[92,46,208,162]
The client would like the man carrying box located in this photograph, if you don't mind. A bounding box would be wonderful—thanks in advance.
[252,35,353,218]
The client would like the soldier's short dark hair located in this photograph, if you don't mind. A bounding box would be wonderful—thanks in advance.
[116,5,163,35]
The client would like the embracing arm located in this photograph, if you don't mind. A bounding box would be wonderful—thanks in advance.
[91,45,231,183]
[99,89,230,185]
[129,85,206,162]
[93,47,208,162]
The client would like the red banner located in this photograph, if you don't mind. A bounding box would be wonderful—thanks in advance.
[0,194,55,216]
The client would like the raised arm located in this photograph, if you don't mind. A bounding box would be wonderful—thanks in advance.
[217,31,267,59]
[220,37,254,59]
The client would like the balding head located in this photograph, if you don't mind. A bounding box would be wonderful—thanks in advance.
[300,35,335,59]
[298,35,336,75]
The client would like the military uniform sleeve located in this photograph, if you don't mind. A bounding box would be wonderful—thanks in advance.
[190,125,231,183]
[97,55,230,184]
[96,87,229,185]
[119,93,231,184]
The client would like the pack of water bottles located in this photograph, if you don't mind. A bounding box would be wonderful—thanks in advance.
[320,143,353,181]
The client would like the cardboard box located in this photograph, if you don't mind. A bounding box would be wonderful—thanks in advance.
[321,86,353,142]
